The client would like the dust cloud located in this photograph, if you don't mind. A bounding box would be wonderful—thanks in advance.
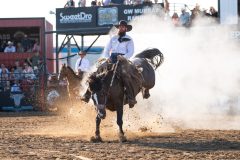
[32,14,240,139]
[127,13,240,130]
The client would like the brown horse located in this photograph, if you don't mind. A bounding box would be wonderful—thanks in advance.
[59,64,83,100]
[86,48,164,142]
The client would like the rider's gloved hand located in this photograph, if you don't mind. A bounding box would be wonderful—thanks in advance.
[117,55,125,61]
[97,57,107,63]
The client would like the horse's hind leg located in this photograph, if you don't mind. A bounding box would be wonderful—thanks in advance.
[117,106,127,142]
[90,116,102,142]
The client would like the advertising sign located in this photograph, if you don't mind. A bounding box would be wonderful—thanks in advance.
[118,4,164,21]
[56,4,164,32]
[98,7,118,26]
[56,7,97,30]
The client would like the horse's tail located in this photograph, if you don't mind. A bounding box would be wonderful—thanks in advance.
[134,48,164,70]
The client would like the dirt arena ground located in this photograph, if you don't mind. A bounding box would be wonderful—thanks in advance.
[0,108,239,160]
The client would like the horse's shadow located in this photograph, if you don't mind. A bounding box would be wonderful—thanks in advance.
[128,135,240,152]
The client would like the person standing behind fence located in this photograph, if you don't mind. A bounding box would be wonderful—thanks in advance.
[65,0,75,8]
[32,39,40,52]
[21,34,32,52]
[13,60,23,80]
[209,6,218,18]
[179,8,191,27]
[27,50,42,75]
[78,0,86,7]
[22,62,36,80]
[75,51,90,80]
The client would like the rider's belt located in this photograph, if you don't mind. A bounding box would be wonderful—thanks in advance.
[110,53,125,63]
[111,53,125,55]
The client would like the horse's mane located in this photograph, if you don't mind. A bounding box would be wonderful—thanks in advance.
[134,48,164,70]
[65,66,81,78]
[88,72,100,91]
[88,72,107,92]
[88,68,118,93]
[66,66,76,74]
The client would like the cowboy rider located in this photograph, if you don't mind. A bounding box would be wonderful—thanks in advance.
[81,20,137,108]
[75,51,90,79]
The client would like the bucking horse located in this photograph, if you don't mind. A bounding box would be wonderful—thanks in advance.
[85,48,164,142]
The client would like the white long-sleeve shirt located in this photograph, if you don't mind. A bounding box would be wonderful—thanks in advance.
[75,57,90,72]
[102,34,134,59]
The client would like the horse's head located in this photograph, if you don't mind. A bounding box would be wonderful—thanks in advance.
[88,71,112,119]
[59,64,76,81]
[59,64,68,81]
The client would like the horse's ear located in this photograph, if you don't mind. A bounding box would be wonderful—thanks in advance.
[62,63,66,67]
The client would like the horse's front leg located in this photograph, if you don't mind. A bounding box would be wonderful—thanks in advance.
[117,106,127,142]
[90,115,102,142]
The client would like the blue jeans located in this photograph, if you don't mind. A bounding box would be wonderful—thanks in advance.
[110,53,124,63]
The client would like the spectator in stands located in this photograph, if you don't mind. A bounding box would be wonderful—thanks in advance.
[10,80,24,108]
[191,3,204,21]
[134,0,142,5]
[11,80,22,93]
[0,64,9,74]
[0,64,10,91]
[4,41,16,53]
[172,12,180,27]
[97,0,102,6]
[22,62,36,80]
[75,51,90,80]
[110,0,124,5]
[16,42,24,53]
[13,60,23,80]
[78,0,86,7]
[91,0,97,6]
[32,39,40,52]
[164,0,169,13]
[21,34,32,52]
[10,79,24,108]
[124,0,132,5]
[142,0,152,5]
[27,50,42,75]
[179,8,190,27]
[0,40,7,52]
[65,0,75,8]
[209,6,218,18]
[9,67,16,85]
[102,0,111,6]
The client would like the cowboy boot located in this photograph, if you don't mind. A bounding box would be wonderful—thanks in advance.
[124,82,137,108]
[81,89,91,103]
[121,67,137,108]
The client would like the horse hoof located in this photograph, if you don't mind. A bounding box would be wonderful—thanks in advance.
[90,136,103,143]
[119,135,127,143]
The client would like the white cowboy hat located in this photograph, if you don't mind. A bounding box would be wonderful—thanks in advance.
[7,41,13,45]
